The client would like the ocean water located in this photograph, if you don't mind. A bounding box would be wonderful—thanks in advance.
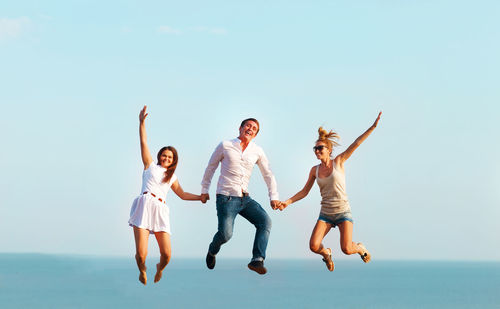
[0,254,498,309]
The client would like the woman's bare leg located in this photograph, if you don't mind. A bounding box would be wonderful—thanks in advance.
[153,231,171,283]
[338,221,367,257]
[310,220,335,270]
[309,220,333,259]
[133,226,149,285]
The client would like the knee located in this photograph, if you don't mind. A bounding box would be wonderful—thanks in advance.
[220,230,233,243]
[256,216,272,231]
[341,244,355,255]
[135,252,147,263]
[264,217,272,231]
[309,241,321,253]
[160,252,171,262]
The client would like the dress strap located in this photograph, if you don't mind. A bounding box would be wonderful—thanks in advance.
[315,165,320,178]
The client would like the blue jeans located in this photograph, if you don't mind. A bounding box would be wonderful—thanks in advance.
[209,194,272,261]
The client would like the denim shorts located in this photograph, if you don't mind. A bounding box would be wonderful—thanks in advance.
[318,211,353,227]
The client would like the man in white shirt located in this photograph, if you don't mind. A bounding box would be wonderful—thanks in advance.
[201,118,280,275]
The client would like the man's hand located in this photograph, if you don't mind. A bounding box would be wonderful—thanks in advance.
[201,193,210,204]
[270,200,280,210]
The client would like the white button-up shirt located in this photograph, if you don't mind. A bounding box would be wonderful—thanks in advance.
[201,138,279,200]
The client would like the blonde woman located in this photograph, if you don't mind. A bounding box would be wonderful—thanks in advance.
[279,112,381,271]
[129,106,206,285]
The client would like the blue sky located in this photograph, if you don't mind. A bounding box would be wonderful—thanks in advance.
[1,1,499,261]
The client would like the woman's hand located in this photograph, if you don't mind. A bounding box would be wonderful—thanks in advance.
[372,111,382,128]
[139,105,149,123]
[337,111,382,163]
[278,200,291,211]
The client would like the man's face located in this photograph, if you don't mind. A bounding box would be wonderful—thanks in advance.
[239,120,259,142]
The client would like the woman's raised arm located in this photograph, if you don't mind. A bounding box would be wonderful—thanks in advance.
[337,112,381,164]
[139,105,153,169]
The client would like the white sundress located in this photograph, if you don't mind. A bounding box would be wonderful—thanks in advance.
[128,163,177,235]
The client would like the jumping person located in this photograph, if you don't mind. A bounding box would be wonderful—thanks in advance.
[128,106,206,285]
[201,118,280,275]
[279,112,381,271]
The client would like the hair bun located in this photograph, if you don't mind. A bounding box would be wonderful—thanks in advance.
[317,126,340,148]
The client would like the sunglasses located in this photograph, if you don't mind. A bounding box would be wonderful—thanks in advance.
[313,145,327,152]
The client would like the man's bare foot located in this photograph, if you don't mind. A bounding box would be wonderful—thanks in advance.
[154,263,163,283]
[139,270,147,285]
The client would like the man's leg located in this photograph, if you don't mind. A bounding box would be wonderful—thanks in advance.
[240,197,272,274]
[207,195,240,268]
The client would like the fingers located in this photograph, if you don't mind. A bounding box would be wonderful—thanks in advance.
[274,201,287,211]
[140,105,148,115]
[201,193,210,204]
[373,111,382,127]
[139,106,149,121]
[279,202,287,211]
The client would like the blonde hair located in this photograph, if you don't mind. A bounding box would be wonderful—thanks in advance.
[317,127,340,151]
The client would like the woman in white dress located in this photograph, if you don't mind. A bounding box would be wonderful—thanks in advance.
[279,112,381,271]
[129,106,205,285]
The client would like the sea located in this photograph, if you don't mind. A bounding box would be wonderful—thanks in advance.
[0,254,498,309]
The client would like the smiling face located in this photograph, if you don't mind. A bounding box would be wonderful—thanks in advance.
[313,141,332,161]
[158,149,175,168]
[238,120,259,142]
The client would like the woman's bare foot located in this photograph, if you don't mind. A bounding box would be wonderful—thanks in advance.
[154,263,163,283]
[139,270,147,285]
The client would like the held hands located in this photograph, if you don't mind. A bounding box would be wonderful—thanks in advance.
[277,200,290,211]
[139,105,148,123]
[270,200,281,210]
[272,200,290,211]
[201,193,210,204]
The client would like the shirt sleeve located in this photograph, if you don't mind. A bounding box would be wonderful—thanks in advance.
[256,147,279,201]
[201,142,224,194]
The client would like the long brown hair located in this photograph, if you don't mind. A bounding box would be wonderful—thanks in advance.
[157,146,178,183]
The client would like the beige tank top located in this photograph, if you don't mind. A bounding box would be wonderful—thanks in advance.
[316,164,351,215]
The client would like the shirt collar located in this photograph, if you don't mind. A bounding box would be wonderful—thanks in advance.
[232,137,255,148]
